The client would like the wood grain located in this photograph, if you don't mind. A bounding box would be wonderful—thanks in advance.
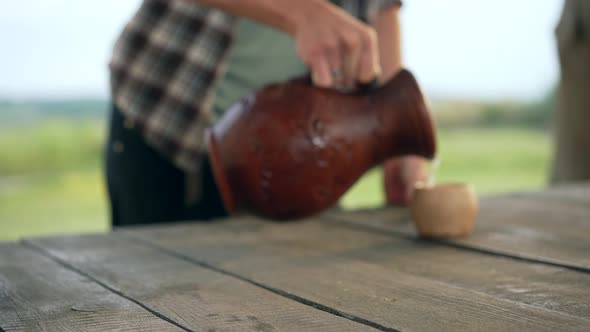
[329,185,590,271]
[0,243,180,332]
[25,233,376,332]
[124,217,590,331]
[498,182,590,206]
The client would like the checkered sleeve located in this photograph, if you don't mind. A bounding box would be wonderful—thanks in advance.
[109,0,238,173]
[372,0,403,14]
[337,0,403,23]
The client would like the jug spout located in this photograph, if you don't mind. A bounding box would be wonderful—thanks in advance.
[378,69,437,161]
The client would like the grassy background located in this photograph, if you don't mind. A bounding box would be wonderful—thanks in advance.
[0,117,552,241]
[342,127,551,208]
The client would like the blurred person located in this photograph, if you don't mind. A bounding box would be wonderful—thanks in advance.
[105,0,426,226]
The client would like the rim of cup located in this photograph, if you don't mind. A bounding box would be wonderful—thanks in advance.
[413,181,473,191]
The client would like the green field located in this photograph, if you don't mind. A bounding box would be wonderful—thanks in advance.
[0,121,552,241]
[342,127,552,208]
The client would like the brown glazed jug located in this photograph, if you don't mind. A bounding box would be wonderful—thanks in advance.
[206,69,437,221]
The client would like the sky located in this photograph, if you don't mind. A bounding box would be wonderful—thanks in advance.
[0,0,564,101]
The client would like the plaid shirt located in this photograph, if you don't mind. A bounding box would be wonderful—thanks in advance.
[109,0,402,174]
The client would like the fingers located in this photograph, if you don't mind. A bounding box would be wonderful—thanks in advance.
[357,28,380,84]
[342,47,359,88]
[327,42,345,87]
[328,27,381,89]
[310,35,345,88]
[311,56,333,88]
[298,9,381,90]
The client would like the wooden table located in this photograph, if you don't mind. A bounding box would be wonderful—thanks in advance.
[1,183,589,331]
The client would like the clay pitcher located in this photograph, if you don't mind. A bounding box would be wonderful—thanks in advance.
[206,69,437,220]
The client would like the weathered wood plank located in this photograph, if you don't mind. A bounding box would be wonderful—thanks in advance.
[25,234,377,332]
[328,186,590,271]
[124,217,590,332]
[500,182,590,206]
[0,243,180,332]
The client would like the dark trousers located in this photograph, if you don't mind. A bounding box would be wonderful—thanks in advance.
[104,104,227,227]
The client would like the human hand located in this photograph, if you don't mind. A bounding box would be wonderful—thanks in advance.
[383,156,429,206]
[288,1,381,90]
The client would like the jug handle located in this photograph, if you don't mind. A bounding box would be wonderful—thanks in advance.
[301,72,381,95]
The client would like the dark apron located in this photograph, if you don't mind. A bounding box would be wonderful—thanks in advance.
[104,104,227,227]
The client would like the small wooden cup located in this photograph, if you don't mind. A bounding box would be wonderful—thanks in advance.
[409,182,478,238]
